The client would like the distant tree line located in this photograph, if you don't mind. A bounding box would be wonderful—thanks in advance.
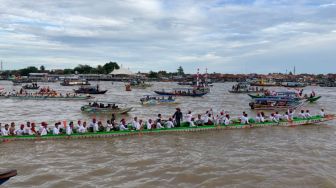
[0,62,120,76]
[148,66,185,78]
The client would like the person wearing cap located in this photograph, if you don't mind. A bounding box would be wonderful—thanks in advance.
[173,108,183,127]
[53,123,60,135]
[15,124,25,136]
[39,122,48,136]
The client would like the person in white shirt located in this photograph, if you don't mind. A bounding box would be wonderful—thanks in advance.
[106,120,113,132]
[1,124,9,136]
[166,118,174,128]
[78,121,87,133]
[288,110,295,121]
[40,122,48,136]
[15,124,25,136]
[203,114,209,125]
[53,123,60,135]
[320,109,325,117]
[66,121,73,135]
[89,119,98,132]
[119,119,128,131]
[255,113,261,123]
[283,112,290,121]
[156,114,164,129]
[224,114,231,125]
[75,120,82,133]
[241,114,249,124]
[132,117,141,130]
[298,110,306,119]
[270,113,279,123]
[186,111,195,127]
[219,112,226,125]
[24,122,32,135]
[305,110,312,118]
[195,114,204,126]
[146,119,153,130]
[260,112,266,123]
[274,111,281,122]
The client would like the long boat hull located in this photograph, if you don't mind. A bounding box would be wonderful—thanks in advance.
[74,90,108,94]
[2,95,92,100]
[81,106,133,114]
[229,90,261,94]
[1,115,334,141]
[0,170,17,185]
[154,91,207,97]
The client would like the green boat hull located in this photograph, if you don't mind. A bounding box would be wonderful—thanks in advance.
[1,115,334,141]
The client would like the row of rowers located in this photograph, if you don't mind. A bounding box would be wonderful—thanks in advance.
[0,108,327,136]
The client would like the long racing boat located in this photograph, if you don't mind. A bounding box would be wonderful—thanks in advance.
[0,115,334,141]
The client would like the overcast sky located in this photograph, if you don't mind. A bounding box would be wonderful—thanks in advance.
[1,0,336,73]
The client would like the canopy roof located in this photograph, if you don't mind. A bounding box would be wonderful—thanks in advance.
[109,67,134,75]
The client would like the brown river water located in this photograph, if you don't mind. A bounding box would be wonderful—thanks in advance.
[1,81,336,188]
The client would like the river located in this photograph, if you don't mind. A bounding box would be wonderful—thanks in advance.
[0,81,336,187]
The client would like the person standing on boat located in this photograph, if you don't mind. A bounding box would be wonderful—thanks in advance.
[53,123,60,135]
[173,108,183,127]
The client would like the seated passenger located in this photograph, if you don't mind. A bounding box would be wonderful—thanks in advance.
[146,119,153,130]
[53,123,60,135]
[224,114,231,125]
[1,124,9,136]
[78,122,87,133]
[132,117,141,130]
[15,124,25,136]
[165,118,174,128]
[106,120,113,132]
[305,110,312,118]
[195,114,204,126]
[39,122,48,136]
[66,121,73,135]
[119,119,128,131]
[320,109,325,117]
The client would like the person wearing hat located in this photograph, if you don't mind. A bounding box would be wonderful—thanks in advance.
[39,122,48,136]
[173,108,183,127]
[15,124,25,136]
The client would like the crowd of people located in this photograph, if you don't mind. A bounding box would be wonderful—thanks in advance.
[0,108,327,137]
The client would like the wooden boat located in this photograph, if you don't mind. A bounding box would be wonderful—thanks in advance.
[249,98,304,110]
[282,82,306,88]
[140,95,178,105]
[22,84,40,90]
[248,92,322,103]
[74,85,107,94]
[4,95,92,101]
[229,82,265,94]
[1,115,334,141]
[60,79,90,86]
[128,79,152,89]
[154,88,208,97]
[81,102,132,114]
[0,170,17,185]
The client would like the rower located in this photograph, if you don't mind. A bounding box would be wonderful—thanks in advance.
[15,124,25,136]
[156,114,164,129]
[39,122,48,136]
[106,120,113,132]
[146,119,153,130]
[298,110,306,119]
[195,114,204,126]
[256,113,262,123]
[9,122,16,136]
[132,117,141,130]
[274,111,281,122]
[98,121,105,132]
[186,111,195,127]
[305,110,312,118]
[119,119,128,131]
[320,109,325,117]
[89,118,98,132]
[66,121,73,135]
[166,118,174,128]
[283,112,290,121]
[24,122,32,135]
[288,110,295,121]
[53,123,60,135]
[78,121,87,133]
[270,113,279,123]
[224,114,231,125]
[241,113,250,124]
[1,124,9,136]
